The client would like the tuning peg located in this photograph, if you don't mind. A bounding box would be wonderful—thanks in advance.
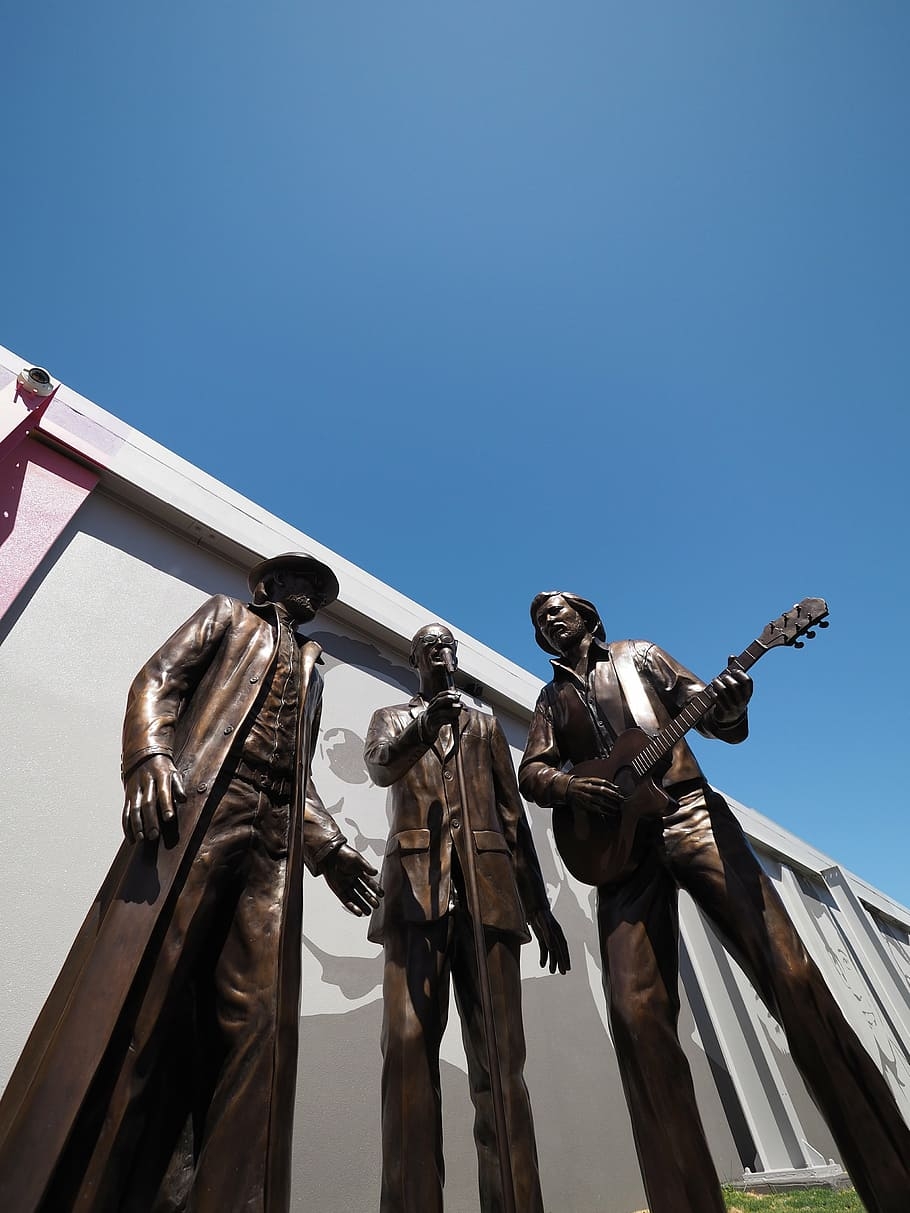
[806,630,816,639]
[818,620,830,628]
[793,640,804,649]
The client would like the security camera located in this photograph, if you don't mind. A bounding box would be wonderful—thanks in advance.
[16,367,55,397]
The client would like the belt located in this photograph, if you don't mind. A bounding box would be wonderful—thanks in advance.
[234,756,295,800]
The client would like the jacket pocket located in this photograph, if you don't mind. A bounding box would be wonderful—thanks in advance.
[392,828,431,854]
[471,830,527,939]
[472,829,510,854]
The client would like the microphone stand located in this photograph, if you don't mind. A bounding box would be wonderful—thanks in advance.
[443,651,517,1213]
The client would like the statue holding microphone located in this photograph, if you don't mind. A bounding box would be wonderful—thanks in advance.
[364,623,569,1213]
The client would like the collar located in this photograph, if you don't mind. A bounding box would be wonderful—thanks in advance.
[549,636,612,685]
[248,600,324,661]
[274,603,302,633]
[409,687,450,709]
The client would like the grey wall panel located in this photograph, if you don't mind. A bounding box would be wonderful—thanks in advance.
[875,917,910,987]
[762,854,910,1123]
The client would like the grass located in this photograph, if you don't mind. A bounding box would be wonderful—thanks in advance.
[629,1191,864,1213]
[721,1187,864,1212]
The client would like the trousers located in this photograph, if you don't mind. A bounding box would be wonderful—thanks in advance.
[379,911,544,1213]
[597,786,910,1213]
[57,765,299,1213]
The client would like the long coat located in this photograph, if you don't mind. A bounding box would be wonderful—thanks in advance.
[364,698,548,943]
[0,595,344,1213]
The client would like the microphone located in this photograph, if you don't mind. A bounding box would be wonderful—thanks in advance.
[441,645,457,678]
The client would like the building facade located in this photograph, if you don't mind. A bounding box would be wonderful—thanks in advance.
[2,343,909,1211]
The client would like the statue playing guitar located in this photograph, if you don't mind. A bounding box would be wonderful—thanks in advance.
[518,592,910,1213]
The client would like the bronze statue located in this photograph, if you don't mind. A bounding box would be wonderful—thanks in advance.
[0,554,381,1213]
[518,591,910,1213]
[365,623,570,1213]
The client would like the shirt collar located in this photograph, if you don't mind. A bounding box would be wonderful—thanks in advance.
[273,602,297,630]
[549,636,611,682]
[249,599,324,660]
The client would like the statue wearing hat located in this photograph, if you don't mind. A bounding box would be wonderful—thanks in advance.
[0,554,381,1213]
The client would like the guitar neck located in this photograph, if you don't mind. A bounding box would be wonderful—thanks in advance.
[630,640,766,781]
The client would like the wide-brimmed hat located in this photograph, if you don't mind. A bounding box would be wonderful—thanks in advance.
[530,590,605,655]
[247,552,340,606]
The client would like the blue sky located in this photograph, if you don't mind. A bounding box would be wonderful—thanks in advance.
[2,4,908,903]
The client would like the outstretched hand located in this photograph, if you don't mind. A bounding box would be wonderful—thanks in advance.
[528,907,571,975]
[322,844,383,916]
[122,755,187,843]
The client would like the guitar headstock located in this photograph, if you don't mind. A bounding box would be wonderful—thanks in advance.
[757,598,829,652]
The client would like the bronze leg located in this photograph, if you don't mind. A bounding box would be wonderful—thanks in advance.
[189,788,296,1213]
[71,780,287,1213]
[70,812,251,1210]
[671,789,910,1213]
[379,919,452,1213]
[597,853,727,1213]
[451,913,544,1213]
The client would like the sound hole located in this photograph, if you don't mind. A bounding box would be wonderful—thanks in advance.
[615,767,637,798]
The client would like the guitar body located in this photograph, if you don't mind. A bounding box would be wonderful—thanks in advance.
[552,728,674,887]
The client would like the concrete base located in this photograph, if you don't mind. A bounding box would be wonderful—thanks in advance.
[733,1163,852,1193]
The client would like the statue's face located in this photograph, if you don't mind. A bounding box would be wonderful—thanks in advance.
[411,626,457,678]
[535,595,590,654]
[272,569,328,622]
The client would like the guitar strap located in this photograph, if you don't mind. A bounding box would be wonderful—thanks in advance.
[609,641,660,735]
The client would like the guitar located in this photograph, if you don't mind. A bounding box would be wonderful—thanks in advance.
[551,598,829,887]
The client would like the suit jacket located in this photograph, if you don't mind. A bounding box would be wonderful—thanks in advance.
[364,698,549,943]
[0,594,344,1213]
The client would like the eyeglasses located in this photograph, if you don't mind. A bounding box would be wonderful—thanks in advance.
[418,635,456,650]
